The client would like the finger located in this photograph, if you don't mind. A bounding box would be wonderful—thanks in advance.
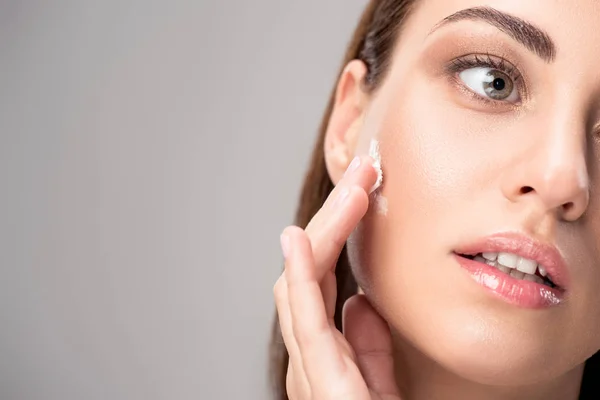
[306,155,378,269]
[318,155,378,212]
[305,156,378,318]
[315,186,369,321]
[321,268,337,322]
[283,226,348,390]
[343,295,401,399]
[273,274,310,397]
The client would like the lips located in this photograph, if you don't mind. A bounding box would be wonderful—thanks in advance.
[453,232,570,308]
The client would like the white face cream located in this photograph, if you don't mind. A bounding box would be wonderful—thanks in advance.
[369,139,383,194]
[368,138,388,215]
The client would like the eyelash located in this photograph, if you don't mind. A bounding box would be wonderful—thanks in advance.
[446,53,526,106]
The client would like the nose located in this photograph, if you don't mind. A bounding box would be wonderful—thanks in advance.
[501,120,590,222]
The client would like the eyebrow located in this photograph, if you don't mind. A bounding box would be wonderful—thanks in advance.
[430,6,556,63]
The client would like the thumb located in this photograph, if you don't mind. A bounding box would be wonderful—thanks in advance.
[343,294,401,399]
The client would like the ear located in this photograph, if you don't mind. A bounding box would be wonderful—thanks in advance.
[324,60,369,185]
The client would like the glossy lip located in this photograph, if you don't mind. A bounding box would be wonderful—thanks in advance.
[454,232,570,289]
[453,232,570,308]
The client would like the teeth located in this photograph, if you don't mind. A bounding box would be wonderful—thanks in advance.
[473,254,500,269]
[497,252,518,268]
[498,265,511,274]
[509,269,525,280]
[496,252,542,277]
[473,255,500,269]
[524,274,544,284]
[516,257,538,275]
[473,252,552,286]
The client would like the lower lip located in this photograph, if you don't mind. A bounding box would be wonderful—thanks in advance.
[453,254,564,308]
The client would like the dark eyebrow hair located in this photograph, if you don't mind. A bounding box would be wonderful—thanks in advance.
[430,6,556,63]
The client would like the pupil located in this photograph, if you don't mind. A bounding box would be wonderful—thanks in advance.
[493,78,506,91]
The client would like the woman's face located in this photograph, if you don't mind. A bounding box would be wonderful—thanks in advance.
[343,0,600,385]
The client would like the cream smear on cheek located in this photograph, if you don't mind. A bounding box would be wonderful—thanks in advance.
[369,138,387,215]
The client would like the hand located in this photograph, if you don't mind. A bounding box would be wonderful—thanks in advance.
[274,155,402,400]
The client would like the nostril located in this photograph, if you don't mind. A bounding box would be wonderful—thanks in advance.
[520,186,534,195]
[563,202,574,213]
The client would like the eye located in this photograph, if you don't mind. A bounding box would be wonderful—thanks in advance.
[458,67,519,103]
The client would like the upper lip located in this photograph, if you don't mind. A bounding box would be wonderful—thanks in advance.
[454,232,570,290]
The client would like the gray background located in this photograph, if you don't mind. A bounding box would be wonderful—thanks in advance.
[0,1,365,399]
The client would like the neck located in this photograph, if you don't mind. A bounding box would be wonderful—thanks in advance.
[392,332,585,400]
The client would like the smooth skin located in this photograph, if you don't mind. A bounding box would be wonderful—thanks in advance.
[275,0,600,398]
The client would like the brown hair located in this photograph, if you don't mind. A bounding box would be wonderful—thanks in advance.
[268,1,600,399]
[268,2,416,398]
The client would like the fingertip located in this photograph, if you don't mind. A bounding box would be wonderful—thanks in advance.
[360,155,380,193]
[342,294,370,325]
[280,225,306,258]
[336,155,379,194]
[342,294,391,348]
[342,295,400,398]
[281,226,316,282]
[281,225,303,240]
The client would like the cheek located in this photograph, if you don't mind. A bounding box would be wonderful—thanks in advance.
[352,82,487,273]
[346,80,600,383]
[351,73,528,279]
[347,84,485,322]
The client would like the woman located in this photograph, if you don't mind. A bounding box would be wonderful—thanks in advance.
[270,0,600,398]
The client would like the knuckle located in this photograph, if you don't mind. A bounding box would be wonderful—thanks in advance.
[329,230,347,252]
[273,275,286,296]
[286,366,294,388]
[286,367,310,400]
[286,370,299,400]
[295,326,324,352]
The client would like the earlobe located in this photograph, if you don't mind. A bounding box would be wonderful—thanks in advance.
[324,60,369,185]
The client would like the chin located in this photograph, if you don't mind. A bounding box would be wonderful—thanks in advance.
[416,320,565,386]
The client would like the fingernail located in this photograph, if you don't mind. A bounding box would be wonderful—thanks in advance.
[344,156,361,177]
[333,187,350,208]
[280,233,290,258]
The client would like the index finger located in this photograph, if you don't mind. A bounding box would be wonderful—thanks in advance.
[305,155,379,275]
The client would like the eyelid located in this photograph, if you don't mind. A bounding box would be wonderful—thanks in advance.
[445,53,528,106]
